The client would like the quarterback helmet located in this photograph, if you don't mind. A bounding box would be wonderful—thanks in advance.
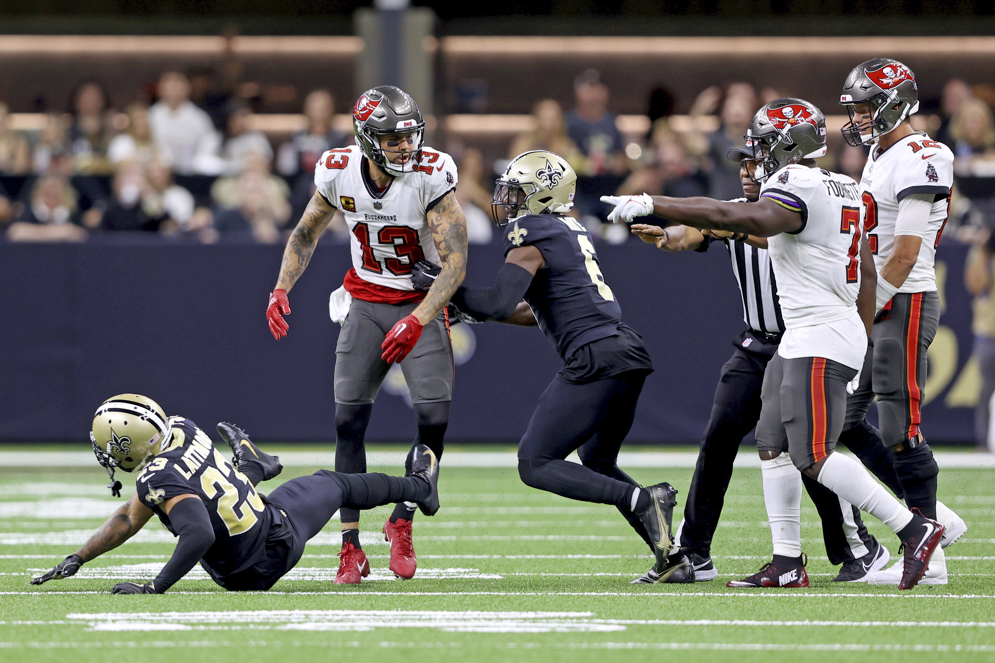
[352,85,425,176]
[839,58,919,147]
[735,98,828,184]
[90,394,172,497]
[491,150,577,226]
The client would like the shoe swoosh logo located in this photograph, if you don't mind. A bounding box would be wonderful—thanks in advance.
[693,560,710,571]
[240,440,259,459]
[423,448,436,474]
[914,523,936,557]
[652,498,669,549]
[356,562,365,574]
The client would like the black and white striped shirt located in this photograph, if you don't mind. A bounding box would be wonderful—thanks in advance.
[696,199,785,336]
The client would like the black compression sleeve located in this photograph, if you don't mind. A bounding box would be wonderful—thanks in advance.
[450,262,534,321]
[152,498,216,593]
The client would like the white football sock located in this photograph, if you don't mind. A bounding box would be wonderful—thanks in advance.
[630,488,642,513]
[762,454,802,557]
[817,453,913,534]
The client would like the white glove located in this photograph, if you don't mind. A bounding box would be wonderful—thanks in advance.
[328,285,353,325]
[846,369,861,396]
[600,194,654,224]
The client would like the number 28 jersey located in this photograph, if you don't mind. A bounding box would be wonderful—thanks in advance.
[136,417,273,583]
[314,145,459,302]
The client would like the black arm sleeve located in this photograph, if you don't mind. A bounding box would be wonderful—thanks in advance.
[450,262,535,321]
[151,498,216,593]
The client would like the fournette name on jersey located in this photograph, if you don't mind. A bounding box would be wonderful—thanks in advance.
[313,144,459,296]
[859,132,954,294]
[759,164,863,329]
[501,213,624,361]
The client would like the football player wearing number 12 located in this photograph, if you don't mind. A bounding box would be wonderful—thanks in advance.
[30,395,440,594]
[417,150,688,583]
[839,59,962,585]
[266,86,468,584]
[604,99,943,590]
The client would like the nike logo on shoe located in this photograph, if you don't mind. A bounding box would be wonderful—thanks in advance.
[914,523,937,558]
[778,569,798,585]
[240,440,259,458]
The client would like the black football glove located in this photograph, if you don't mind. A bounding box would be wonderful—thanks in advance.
[112,581,159,595]
[446,302,485,325]
[411,260,442,291]
[30,554,84,585]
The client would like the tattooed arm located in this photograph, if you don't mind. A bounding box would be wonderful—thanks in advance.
[274,191,337,292]
[75,493,155,562]
[412,190,468,325]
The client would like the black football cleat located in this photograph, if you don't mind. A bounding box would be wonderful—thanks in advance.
[898,509,944,590]
[634,483,678,571]
[833,540,891,582]
[686,552,718,581]
[727,554,809,588]
[631,552,695,584]
[410,444,440,516]
[217,422,283,484]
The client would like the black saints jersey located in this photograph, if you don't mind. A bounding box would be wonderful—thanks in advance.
[136,417,275,583]
[502,214,625,362]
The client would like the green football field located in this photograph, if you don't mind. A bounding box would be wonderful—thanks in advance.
[1,449,993,663]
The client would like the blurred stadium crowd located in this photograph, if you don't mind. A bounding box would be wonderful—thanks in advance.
[1,66,994,247]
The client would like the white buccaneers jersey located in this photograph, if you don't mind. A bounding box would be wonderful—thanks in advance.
[859,133,953,293]
[761,165,866,368]
[314,144,458,292]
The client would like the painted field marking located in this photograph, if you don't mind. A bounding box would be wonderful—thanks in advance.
[6,591,995,599]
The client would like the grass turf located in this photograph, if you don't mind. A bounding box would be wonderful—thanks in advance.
[0,451,993,663]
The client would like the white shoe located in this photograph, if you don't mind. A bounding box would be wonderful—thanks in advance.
[866,546,948,586]
[936,501,967,547]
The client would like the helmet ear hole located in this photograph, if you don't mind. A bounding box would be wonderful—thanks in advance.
[538,196,552,204]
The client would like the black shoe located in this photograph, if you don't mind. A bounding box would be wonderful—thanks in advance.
[410,444,440,516]
[631,552,695,584]
[686,552,717,581]
[634,483,678,570]
[727,553,809,588]
[217,422,283,482]
[833,540,891,582]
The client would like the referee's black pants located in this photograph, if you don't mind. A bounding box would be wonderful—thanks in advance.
[679,330,890,566]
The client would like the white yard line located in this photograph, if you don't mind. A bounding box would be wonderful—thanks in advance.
[4,591,994,598]
[1,450,992,469]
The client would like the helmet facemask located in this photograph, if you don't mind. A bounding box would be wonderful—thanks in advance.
[491,180,531,226]
[840,94,916,147]
[353,86,426,177]
[358,125,425,176]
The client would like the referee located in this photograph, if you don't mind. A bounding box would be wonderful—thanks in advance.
[629,147,904,584]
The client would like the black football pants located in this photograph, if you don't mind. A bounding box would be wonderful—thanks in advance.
[517,371,651,545]
[678,332,894,565]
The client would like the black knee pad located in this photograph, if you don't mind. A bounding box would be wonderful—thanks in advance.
[894,443,938,483]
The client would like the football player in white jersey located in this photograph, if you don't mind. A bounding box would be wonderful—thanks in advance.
[839,58,964,585]
[603,98,943,590]
[265,86,468,584]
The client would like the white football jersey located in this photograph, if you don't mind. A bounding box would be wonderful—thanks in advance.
[859,132,953,293]
[761,165,866,369]
[314,144,458,292]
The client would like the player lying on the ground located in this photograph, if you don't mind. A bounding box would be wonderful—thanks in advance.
[30,394,439,594]
[266,85,467,584]
[624,148,898,584]
[603,99,943,590]
[411,150,688,583]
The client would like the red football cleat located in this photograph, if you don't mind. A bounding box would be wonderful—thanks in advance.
[335,542,370,585]
[727,554,809,588]
[899,510,945,590]
[383,518,417,579]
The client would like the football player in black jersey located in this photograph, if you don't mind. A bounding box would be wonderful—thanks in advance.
[411,150,689,583]
[31,394,439,593]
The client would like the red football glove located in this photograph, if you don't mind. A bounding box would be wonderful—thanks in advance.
[266,289,291,340]
[381,314,424,364]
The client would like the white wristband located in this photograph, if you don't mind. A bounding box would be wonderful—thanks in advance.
[875,275,900,315]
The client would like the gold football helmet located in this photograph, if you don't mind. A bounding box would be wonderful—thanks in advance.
[491,150,577,226]
[90,394,172,496]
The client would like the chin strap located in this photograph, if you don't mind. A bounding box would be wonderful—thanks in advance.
[104,465,122,498]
